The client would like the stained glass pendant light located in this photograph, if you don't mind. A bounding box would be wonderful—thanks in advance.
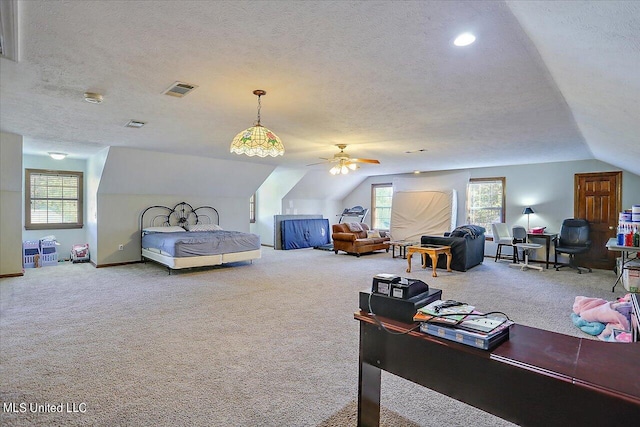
[230,90,284,157]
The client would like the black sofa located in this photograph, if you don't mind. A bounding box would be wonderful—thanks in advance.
[420,226,486,272]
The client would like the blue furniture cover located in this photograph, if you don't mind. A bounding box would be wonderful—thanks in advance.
[281,219,330,250]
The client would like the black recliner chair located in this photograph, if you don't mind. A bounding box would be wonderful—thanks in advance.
[554,219,592,274]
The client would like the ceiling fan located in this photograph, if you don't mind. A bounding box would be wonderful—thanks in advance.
[307,144,380,175]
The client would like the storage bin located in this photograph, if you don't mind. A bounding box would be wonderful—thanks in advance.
[23,241,40,268]
[623,260,640,293]
[39,240,59,266]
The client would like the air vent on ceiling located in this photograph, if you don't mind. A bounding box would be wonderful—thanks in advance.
[125,120,146,128]
[163,81,198,98]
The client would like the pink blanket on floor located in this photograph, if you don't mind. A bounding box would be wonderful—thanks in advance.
[572,296,629,333]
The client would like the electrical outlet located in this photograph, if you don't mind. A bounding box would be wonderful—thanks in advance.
[118,244,124,251]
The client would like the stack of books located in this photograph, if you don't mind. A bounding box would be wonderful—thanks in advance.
[414,300,512,350]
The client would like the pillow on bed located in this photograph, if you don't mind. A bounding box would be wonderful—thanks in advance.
[186,223,223,232]
[142,226,185,233]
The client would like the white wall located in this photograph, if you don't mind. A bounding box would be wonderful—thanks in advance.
[94,147,275,265]
[0,132,23,275]
[86,148,109,264]
[341,170,471,228]
[22,154,88,260]
[280,198,342,225]
[342,159,640,262]
[254,167,306,246]
[472,159,640,229]
[475,160,640,263]
[284,169,367,201]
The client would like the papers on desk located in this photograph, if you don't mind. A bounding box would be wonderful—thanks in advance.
[417,300,475,324]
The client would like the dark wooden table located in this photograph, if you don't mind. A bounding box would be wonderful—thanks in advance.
[385,240,419,259]
[527,232,557,269]
[355,311,640,426]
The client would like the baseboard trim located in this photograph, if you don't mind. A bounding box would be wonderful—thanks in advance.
[0,272,24,278]
[96,260,142,268]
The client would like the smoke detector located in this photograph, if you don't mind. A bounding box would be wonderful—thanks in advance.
[84,92,103,104]
[163,81,198,98]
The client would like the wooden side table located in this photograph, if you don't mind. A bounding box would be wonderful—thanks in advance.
[385,240,419,259]
[406,245,452,277]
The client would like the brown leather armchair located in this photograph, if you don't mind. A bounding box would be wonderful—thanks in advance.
[332,223,390,257]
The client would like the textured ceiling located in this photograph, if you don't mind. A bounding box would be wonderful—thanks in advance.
[1,1,638,176]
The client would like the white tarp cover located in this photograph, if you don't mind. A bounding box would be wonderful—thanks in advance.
[390,190,456,241]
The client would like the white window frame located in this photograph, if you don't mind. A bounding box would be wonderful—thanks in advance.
[466,177,505,237]
[25,168,84,230]
[371,183,393,230]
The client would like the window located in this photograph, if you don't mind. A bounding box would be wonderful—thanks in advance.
[249,193,256,223]
[371,183,393,230]
[25,169,83,230]
[466,177,505,235]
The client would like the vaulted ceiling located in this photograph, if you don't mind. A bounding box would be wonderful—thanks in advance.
[1,1,638,177]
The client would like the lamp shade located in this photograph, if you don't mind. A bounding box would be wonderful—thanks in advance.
[230,89,284,158]
[230,124,284,157]
[522,207,535,215]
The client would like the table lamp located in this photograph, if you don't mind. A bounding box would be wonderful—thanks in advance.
[523,207,535,231]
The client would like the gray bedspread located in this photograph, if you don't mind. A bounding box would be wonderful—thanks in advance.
[142,231,260,257]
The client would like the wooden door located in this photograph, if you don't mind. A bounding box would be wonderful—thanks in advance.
[574,171,622,270]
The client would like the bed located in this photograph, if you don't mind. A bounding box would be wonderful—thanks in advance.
[140,202,261,272]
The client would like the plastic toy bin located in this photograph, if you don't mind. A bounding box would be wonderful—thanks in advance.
[23,241,40,268]
[39,240,59,266]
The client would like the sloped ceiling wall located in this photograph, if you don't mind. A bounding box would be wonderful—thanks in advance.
[98,147,275,197]
[507,1,640,175]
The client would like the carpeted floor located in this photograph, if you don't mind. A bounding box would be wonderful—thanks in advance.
[0,247,624,426]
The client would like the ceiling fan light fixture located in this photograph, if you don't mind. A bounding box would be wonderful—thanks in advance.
[230,90,284,158]
[307,144,379,175]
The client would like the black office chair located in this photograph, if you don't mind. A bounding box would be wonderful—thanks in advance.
[554,219,592,274]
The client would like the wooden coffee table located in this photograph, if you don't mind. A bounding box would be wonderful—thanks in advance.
[406,244,452,277]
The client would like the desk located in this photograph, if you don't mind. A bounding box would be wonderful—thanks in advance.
[355,311,640,427]
[606,238,639,292]
[385,240,418,259]
[527,232,557,269]
[406,245,452,277]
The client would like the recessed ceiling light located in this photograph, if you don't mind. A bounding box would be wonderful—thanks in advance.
[48,152,67,160]
[83,92,103,104]
[454,33,476,47]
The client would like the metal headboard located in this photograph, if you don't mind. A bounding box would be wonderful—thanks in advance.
[140,202,220,234]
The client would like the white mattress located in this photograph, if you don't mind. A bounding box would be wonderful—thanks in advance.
[390,190,457,241]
